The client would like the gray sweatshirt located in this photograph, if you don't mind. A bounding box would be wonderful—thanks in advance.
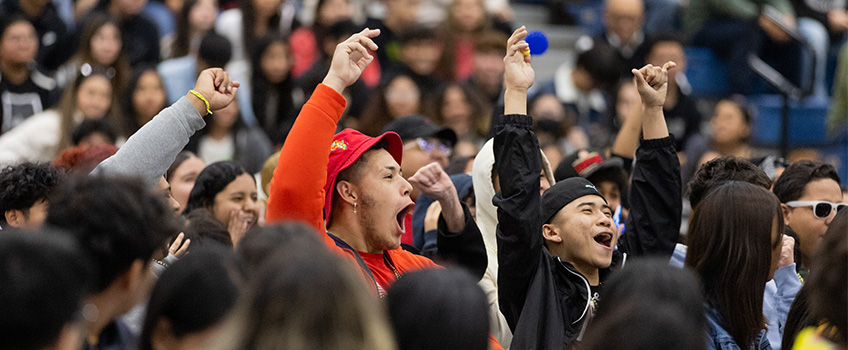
[91,97,205,187]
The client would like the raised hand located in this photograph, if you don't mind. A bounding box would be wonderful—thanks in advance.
[322,28,380,94]
[168,232,190,258]
[190,68,240,115]
[227,209,251,247]
[631,61,676,109]
[503,26,535,92]
[408,162,456,202]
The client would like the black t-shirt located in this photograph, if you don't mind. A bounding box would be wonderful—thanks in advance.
[0,69,59,134]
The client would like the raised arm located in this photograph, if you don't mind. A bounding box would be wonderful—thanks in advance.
[91,69,239,187]
[617,62,683,257]
[493,27,544,330]
[266,28,379,236]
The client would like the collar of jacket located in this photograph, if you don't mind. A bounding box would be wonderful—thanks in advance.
[553,250,627,326]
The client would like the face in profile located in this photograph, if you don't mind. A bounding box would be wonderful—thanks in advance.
[170,156,206,213]
[349,149,414,253]
[783,178,843,262]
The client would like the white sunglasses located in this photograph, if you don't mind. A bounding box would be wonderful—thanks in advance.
[786,200,848,219]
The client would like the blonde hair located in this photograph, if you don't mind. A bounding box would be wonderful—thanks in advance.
[260,151,280,197]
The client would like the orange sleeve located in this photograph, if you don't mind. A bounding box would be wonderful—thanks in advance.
[266,84,345,251]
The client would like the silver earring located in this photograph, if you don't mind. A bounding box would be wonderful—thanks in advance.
[354,202,357,215]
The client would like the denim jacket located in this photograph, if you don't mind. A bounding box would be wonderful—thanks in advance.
[706,306,772,350]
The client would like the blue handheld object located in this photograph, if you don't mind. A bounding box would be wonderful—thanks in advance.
[525,31,548,55]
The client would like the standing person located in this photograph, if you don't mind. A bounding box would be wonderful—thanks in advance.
[0,15,59,134]
[266,28,488,297]
[686,181,785,350]
[772,160,844,275]
[494,26,679,348]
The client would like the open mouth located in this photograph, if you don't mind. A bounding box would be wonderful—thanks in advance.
[594,232,613,248]
[395,203,415,234]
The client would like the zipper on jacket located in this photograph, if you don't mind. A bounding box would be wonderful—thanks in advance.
[556,257,592,325]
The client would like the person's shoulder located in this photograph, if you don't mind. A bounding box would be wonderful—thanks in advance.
[30,68,57,91]
[390,248,438,269]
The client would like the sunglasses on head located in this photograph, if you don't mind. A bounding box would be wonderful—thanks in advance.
[786,200,848,219]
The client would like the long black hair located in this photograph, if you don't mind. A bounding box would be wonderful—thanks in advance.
[121,66,168,134]
[250,34,298,145]
[183,161,250,214]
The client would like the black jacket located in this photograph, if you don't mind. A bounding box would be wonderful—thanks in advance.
[493,114,680,349]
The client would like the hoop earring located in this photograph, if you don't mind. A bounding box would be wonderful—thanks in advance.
[354,202,357,215]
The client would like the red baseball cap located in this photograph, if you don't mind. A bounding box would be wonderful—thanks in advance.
[324,128,403,223]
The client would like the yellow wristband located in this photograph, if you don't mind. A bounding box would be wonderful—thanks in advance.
[188,90,212,115]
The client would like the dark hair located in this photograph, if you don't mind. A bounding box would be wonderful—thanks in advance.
[0,162,64,226]
[686,156,772,208]
[236,222,326,276]
[781,286,817,350]
[140,247,246,350]
[72,13,130,87]
[184,161,251,214]
[583,258,705,350]
[166,151,199,182]
[426,83,492,139]
[359,74,420,136]
[685,181,784,349]
[387,268,489,350]
[250,34,297,144]
[645,32,685,58]
[576,43,623,92]
[239,0,282,57]
[71,118,118,145]
[398,25,438,45]
[772,160,841,203]
[315,19,358,59]
[182,208,234,248]
[121,66,168,133]
[0,231,93,350]
[199,31,232,68]
[808,209,848,345]
[45,175,180,292]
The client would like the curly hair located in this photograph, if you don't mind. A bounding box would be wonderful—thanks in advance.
[0,162,65,223]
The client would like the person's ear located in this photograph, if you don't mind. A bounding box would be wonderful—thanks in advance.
[336,180,359,206]
[781,203,792,227]
[4,209,26,228]
[542,223,563,244]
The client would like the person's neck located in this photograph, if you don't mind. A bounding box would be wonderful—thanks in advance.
[84,293,121,343]
[255,16,271,36]
[559,250,600,285]
[327,213,381,254]
[0,61,30,84]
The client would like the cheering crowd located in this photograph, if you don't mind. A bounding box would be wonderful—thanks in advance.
[0,0,847,348]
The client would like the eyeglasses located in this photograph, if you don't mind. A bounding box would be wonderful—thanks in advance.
[404,138,452,157]
[786,200,848,219]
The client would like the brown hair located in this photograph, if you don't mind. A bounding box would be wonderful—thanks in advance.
[426,83,491,139]
[685,181,784,348]
[56,73,122,153]
[71,14,130,90]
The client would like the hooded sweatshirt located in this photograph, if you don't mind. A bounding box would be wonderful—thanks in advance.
[472,137,556,348]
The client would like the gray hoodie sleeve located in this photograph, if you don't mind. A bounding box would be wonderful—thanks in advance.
[91,97,206,187]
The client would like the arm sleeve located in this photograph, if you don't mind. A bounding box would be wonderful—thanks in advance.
[617,136,681,257]
[436,202,488,280]
[91,97,205,188]
[265,84,346,249]
[492,114,544,331]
